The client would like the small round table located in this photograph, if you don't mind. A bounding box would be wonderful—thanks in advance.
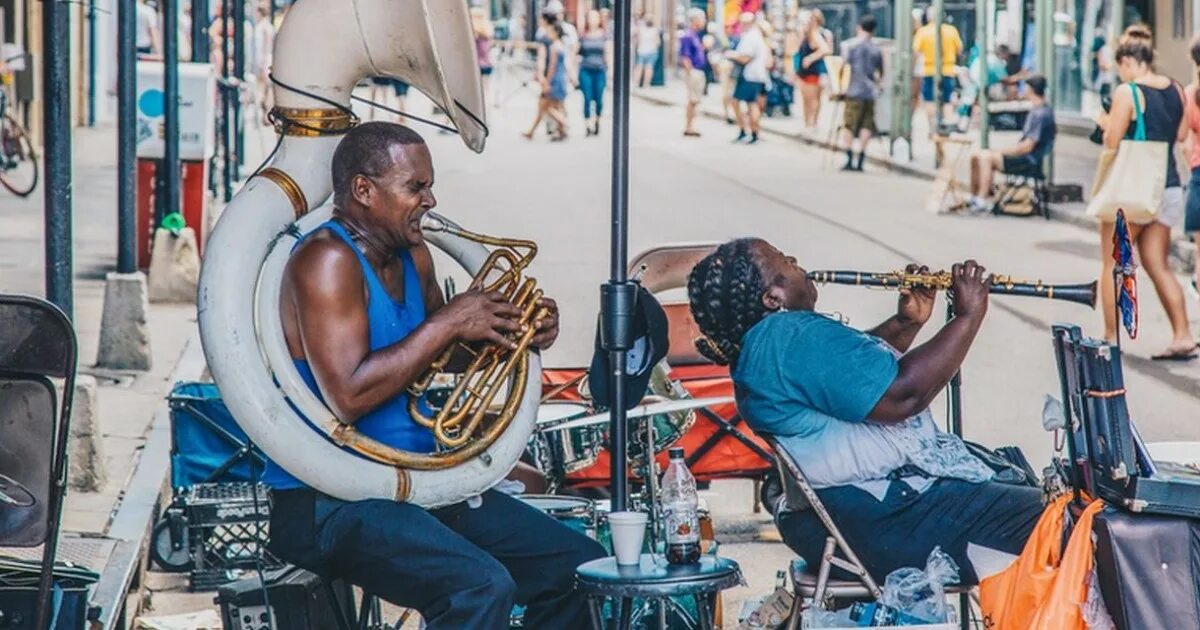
[575,554,743,630]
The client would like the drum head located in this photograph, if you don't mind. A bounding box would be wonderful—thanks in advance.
[518,494,593,516]
[536,402,589,425]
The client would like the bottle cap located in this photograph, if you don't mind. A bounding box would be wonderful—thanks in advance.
[668,447,685,459]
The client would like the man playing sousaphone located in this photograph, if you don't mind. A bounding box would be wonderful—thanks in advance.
[265,122,603,628]
[686,239,1043,583]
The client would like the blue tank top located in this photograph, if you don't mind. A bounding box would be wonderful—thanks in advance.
[262,220,436,490]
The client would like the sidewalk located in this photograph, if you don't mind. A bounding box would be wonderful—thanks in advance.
[0,125,205,627]
[635,81,1195,272]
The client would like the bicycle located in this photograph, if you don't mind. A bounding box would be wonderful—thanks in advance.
[0,54,38,197]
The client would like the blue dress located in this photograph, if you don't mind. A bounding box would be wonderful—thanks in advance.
[548,46,568,102]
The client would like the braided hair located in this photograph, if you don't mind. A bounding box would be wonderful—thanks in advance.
[687,239,772,366]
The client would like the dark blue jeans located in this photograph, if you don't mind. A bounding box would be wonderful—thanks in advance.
[776,479,1043,584]
[269,488,605,629]
[579,67,607,119]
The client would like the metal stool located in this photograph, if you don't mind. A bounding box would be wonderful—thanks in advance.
[575,554,742,630]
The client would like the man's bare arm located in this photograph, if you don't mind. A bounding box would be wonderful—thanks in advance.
[290,240,520,423]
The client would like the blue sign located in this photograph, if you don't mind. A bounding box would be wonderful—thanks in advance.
[139,89,165,118]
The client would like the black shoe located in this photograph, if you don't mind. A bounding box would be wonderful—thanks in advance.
[840,162,856,171]
[748,133,759,144]
[734,131,748,143]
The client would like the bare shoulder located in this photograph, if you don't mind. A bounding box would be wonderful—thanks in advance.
[285,231,364,300]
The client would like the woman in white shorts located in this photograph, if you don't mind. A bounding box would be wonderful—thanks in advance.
[1096,25,1196,360]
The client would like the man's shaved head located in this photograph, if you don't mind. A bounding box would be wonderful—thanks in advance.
[331,122,426,206]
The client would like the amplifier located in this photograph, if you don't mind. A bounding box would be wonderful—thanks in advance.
[216,566,353,630]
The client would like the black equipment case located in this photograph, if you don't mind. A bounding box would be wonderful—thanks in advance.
[217,566,354,630]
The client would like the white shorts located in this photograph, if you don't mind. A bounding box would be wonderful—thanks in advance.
[685,68,706,103]
[1158,187,1184,228]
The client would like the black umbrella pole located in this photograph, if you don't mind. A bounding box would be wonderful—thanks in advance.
[604,0,635,514]
[233,0,246,171]
[192,0,210,62]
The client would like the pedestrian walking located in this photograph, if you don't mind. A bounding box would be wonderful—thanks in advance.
[136,0,161,57]
[634,16,661,88]
[838,15,883,171]
[680,9,709,137]
[794,9,831,128]
[577,10,610,137]
[471,8,495,95]
[727,13,770,144]
[1094,25,1196,359]
[1183,38,1200,309]
[524,21,569,142]
[251,2,276,125]
[913,7,963,133]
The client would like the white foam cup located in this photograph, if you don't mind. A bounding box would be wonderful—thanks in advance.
[607,511,649,566]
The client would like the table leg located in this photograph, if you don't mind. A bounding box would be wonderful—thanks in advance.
[695,593,714,630]
[618,597,633,630]
[587,597,605,630]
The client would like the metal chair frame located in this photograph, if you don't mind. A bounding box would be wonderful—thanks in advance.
[765,437,977,630]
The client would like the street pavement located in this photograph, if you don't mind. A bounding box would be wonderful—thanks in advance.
[4,75,1198,627]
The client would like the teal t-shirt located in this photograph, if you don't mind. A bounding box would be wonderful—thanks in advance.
[732,311,992,498]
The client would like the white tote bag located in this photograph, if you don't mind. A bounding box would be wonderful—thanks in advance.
[1086,84,1168,224]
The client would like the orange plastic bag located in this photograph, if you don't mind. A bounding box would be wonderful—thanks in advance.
[1026,500,1106,629]
[979,494,1070,630]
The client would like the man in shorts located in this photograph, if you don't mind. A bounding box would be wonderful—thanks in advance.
[728,12,769,144]
[838,15,884,171]
[912,7,962,130]
[680,9,709,137]
[967,75,1056,213]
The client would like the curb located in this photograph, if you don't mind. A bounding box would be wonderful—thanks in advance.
[91,333,206,630]
[635,91,1195,271]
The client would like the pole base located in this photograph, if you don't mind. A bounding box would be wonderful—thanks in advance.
[96,271,152,371]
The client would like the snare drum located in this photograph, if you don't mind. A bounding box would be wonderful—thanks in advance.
[517,494,597,539]
[530,402,604,474]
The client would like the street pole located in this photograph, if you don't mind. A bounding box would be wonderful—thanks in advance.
[118,0,137,274]
[604,0,634,514]
[233,0,246,173]
[1110,0,1125,43]
[932,0,944,135]
[163,0,181,223]
[42,0,73,320]
[221,0,233,202]
[37,0,73,619]
[1036,0,1054,183]
[86,0,97,126]
[976,0,989,149]
[891,0,914,158]
[192,0,210,62]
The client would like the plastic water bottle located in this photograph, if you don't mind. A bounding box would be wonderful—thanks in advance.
[661,447,700,565]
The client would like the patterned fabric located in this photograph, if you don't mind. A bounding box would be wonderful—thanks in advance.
[1113,209,1139,339]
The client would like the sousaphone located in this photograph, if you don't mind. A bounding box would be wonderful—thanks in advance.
[198,0,541,508]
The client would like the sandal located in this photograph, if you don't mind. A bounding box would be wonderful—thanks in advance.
[1151,343,1200,361]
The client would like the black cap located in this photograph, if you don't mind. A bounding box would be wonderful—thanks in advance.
[588,285,670,411]
[669,447,685,459]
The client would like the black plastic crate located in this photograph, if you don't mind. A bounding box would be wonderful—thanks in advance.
[179,483,283,591]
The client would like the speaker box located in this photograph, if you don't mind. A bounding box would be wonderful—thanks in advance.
[216,566,353,630]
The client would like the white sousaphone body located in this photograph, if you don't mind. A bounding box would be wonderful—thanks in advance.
[198,0,540,508]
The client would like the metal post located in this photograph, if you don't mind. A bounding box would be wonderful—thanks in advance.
[891,0,914,158]
[269,0,276,25]
[192,0,210,62]
[86,0,97,126]
[42,0,73,320]
[36,0,73,622]
[1109,0,1125,42]
[163,0,181,223]
[932,0,944,134]
[604,0,634,514]
[118,0,137,274]
[976,0,989,149]
[1036,0,1054,183]
[233,0,246,172]
[221,0,233,201]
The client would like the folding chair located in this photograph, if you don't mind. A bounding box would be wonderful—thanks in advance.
[0,294,86,628]
[764,437,977,630]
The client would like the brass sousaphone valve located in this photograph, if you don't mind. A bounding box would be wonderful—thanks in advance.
[408,215,550,453]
